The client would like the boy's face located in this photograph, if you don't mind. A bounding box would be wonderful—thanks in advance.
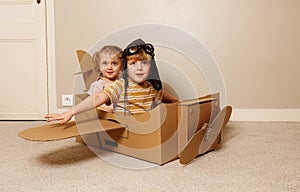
[127,58,151,84]
[99,52,122,81]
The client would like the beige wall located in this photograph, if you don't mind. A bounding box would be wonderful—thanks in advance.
[54,0,300,109]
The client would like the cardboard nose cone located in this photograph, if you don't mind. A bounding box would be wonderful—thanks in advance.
[179,106,232,164]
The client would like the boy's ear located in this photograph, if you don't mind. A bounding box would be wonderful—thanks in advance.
[76,50,100,92]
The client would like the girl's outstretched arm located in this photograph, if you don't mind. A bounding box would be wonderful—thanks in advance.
[44,92,110,124]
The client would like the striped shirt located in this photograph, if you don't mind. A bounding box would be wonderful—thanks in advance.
[103,78,162,113]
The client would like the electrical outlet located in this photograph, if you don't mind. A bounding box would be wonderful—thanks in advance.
[62,95,73,106]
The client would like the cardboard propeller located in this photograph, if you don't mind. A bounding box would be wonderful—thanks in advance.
[179,106,232,164]
[18,119,124,141]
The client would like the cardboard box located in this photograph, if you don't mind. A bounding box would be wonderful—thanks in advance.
[19,93,224,165]
[75,93,179,165]
[75,93,220,165]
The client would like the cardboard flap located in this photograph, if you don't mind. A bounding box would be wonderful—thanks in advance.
[18,119,124,141]
[179,97,216,106]
[105,103,178,135]
[76,118,126,136]
[75,50,100,91]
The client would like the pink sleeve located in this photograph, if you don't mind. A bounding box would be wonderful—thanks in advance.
[87,79,106,95]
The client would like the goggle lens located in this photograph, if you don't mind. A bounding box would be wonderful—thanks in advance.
[144,44,154,54]
[128,46,138,54]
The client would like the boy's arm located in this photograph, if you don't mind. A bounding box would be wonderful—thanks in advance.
[45,92,110,124]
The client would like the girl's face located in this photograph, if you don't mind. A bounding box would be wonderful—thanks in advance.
[127,57,151,84]
[99,52,122,81]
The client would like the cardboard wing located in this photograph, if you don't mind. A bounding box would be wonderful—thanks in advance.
[18,118,125,141]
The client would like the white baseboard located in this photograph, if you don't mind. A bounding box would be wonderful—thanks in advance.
[231,109,300,122]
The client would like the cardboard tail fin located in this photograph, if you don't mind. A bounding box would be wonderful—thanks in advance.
[75,50,99,92]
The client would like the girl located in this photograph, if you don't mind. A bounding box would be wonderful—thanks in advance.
[45,38,177,124]
[87,45,122,112]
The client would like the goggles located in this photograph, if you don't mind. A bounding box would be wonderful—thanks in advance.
[124,44,155,57]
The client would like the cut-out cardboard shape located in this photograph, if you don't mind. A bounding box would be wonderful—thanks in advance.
[75,50,100,92]
[178,106,232,164]
[18,119,124,141]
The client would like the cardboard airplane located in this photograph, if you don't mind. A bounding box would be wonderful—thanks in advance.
[19,50,232,165]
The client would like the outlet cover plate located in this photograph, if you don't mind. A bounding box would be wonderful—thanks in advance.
[62,95,73,106]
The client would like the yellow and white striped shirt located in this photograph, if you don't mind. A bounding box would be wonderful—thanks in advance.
[103,78,162,113]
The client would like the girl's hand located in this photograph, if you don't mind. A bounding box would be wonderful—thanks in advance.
[44,110,73,124]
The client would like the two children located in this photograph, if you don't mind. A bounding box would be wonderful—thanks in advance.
[45,38,178,124]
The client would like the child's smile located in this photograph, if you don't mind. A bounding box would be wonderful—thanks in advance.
[99,53,122,82]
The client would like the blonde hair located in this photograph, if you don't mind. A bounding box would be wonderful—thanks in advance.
[92,45,122,76]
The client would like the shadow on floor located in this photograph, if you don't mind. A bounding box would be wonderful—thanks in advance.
[221,123,239,143]
[37,144,100,166]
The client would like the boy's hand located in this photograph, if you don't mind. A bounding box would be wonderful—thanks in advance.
[44,110,73,124]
